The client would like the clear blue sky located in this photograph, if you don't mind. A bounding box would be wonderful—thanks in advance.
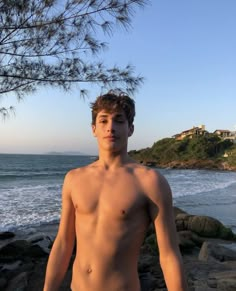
[1,0,236,155]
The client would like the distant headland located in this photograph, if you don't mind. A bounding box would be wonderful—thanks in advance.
[129,125,236,171]
[45,151,87,156]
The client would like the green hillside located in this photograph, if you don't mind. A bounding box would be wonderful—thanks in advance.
[129,134,236,170]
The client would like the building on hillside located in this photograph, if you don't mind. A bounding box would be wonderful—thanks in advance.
[173,125,207,141]
[214,129,236,143]
[213,129,231,138]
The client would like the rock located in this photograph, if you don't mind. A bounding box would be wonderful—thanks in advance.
[176,213,236,240]
[0,240,31,261]
[208,271,236,291]
[1,209,236,291]
[139,272,153,291]
[27,243,50,257]
[218,277,236,291]
[175,213,192,231]
[178,230,197,250]
[199,241,236,262]
[173,206,187,217]
[0,277,7,289]
[1,260,22,272]
[178,230,204,252]
[5,272,29,291]
[219,242,236,252]
[145,223,155,238]
[188,216,225,238]
[30,234,52,256]
[138,255,156,273]
[144,233,159,256]
[0,232,15,240]
[0,236,51,262]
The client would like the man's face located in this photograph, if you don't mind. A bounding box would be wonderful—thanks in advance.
[92,110,134,152]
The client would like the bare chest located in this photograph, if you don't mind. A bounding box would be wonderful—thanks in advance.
[71,174,147,220]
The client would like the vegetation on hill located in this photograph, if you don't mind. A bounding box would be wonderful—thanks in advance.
[129,134,236,170]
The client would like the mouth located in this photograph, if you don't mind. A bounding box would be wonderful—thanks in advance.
[104,136,117,141]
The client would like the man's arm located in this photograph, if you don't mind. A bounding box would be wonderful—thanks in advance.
[43,171,76,291]
[147,170,188,291]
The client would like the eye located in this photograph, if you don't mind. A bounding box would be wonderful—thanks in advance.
[99,119,107,123]
[116,119,125,123]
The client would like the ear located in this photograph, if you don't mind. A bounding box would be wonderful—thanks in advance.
[128,124,134,137]
[92,124,97,137]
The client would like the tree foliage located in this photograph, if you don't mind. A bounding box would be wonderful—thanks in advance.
[129,135,236,166]
[0,0,148,116]
[227,146,236,167]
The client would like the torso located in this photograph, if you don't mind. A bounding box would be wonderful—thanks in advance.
[69,162,153,291]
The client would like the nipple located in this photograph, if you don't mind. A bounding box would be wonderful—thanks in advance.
[121,210,126,215]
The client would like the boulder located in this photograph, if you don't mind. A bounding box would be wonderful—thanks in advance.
[0,232,15,240]
[0,236,51,263]
[139,272,157,291]
[138,254,155,273]
[175,213,192,231]
[5,271,29,291]
[173,206,187,217]
[208,271,236,291]
[178,230,204,251]
[1,260,22,272]
[144,233,159,256]
[0,277,7,289]
[0,240,31,261]
[188,215,235,239]
[175,213,236,240]
[199,241,236,262]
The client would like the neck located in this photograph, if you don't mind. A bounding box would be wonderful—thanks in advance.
[96,150,132,170]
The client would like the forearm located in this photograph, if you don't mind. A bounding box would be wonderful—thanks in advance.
[160,252,188,291]
[44,238,74,291]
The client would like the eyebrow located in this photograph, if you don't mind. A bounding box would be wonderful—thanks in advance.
[98,113,125,118]
[98,114,108,118]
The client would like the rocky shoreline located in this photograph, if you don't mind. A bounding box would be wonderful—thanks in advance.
[1,208,236,291]
[142,160,236,171]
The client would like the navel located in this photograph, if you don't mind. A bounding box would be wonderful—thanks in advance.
[121,209,126,215]
[86,267,92,274]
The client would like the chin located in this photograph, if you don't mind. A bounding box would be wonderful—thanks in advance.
[104,144,121,152]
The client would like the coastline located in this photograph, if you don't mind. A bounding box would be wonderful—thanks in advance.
[1,154,236,234]
[141,159,236,172]
[174,181,236,234]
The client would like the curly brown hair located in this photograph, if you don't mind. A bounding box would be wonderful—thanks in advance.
[90,90,135,126]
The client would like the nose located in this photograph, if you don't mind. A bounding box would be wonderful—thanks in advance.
[107,120,115,132]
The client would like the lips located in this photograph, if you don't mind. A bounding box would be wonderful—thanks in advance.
[104,136,117,141]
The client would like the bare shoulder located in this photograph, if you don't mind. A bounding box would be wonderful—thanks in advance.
[132,164,174,223]
[133,164,169,189]
[133,164,172,202]
[63,161,99,187]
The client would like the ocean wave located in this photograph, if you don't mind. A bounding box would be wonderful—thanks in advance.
[172,180,236,197]
[0,172,66,180]
[0,217,60,233]
[1,155,236,232]
[175,200,236,207]
[167,170,236,198]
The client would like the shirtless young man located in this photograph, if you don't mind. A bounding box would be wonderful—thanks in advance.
[43,91,188,291]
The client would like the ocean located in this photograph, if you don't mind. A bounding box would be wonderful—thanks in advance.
[0,154,236,233]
